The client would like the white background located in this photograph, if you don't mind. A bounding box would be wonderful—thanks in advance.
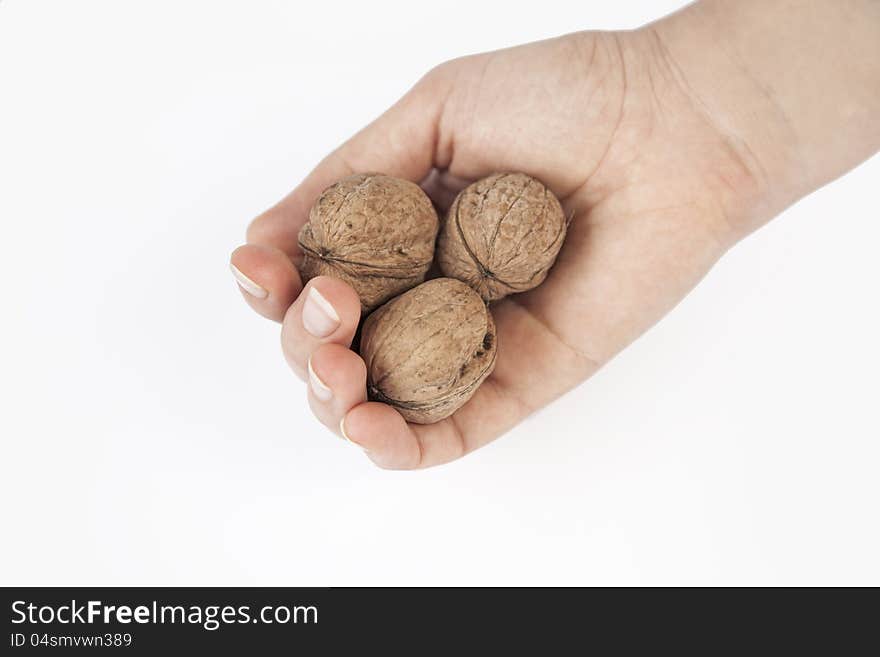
[1,0,878,586]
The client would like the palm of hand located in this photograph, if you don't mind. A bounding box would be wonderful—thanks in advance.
[233,30,761,468]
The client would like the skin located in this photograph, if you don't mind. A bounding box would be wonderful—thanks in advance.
[231,0,880,469]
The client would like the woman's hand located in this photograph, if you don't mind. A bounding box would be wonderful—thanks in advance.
[230,1,880,468]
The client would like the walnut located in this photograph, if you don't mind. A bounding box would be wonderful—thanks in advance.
[436,172,567,302]
[298,174,439,313]
[359,278,497,424]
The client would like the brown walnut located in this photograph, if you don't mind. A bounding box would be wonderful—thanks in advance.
[436,172,567,302]
[360,278,497,424]
[298,174,439,313]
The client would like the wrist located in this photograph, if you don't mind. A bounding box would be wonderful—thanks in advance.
[650,0,880,235]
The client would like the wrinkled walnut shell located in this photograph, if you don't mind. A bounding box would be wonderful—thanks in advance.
[437,172,566,302]
[298,174,439,313]
[360,278,497,424]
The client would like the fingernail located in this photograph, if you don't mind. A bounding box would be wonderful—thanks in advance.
[307,358,333,402]
[340,415,367,450]
[230,263,268,299]
[302,287,340,338]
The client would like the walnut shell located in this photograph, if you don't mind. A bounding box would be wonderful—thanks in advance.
[298,174,439,313]
[436,172,566,302]
[360,278,497,424]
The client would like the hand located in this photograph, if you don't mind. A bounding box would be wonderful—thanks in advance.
[230,2,880,469]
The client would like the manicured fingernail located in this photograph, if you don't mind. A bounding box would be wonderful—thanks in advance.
[340,415,366,450]
[230,263,268,299]
[302,287,340,338]
[307,358,332,402]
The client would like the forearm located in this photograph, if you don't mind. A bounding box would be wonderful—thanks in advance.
[653,0,880,232]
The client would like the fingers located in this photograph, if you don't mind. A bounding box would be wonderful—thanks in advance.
[306,343,367,438]
[307,363,470,469]
[229,244,302,322]
[280,276,361,380]
[339,403,481,470]
[340,403,423,469]
[303,310,493,471]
